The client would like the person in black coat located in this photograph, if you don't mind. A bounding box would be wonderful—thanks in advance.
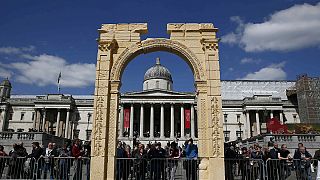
[293,146,312,180]
[28,142,43,179]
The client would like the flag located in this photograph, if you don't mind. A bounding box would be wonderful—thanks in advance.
[185,109,191,129]
[124,108,130,128]
[57,72,61,84]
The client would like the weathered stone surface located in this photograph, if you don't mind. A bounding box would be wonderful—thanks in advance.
[91,23,225,180]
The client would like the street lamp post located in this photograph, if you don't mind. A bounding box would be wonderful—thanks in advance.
[224,114,229,142]
[238,121,242,140]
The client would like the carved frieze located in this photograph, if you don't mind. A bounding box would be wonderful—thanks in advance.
[110,39,205,81]
[211,96,222,157]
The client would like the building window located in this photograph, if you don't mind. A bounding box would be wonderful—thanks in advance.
[86,130,92,140]
[293,114,297,123]
[146,82,148,89]
[156,81,159,89]
[32,112,35,121]
[167,82,170,90]
[224,114,228,123]
[20,112,25,120]
[224,131,230,142]
[237,114,241,122]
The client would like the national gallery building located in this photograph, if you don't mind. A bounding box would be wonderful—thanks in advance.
[0,58,299,144]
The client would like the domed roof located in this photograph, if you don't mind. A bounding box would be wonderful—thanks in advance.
[144,58,172,82]
[1,78,11,87]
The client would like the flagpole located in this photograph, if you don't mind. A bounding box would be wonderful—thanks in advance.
[57,72,61,94]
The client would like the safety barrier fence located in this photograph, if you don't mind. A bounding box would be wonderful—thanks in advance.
[116,158,200,180]
[0,157,319,179]
[225,158,320,180]
[0,156,90,179]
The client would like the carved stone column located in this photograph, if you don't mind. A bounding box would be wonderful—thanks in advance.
[256,111,260,135]
[119,104,124,138]
[170,103,175,139]
[41,109,46,132]
[55,109,61,136]
[64,109,70,138]
[191,104,195,138]
[160,103,165,138]
[129,103,134,138]
[139,104,144,138]
[150,104,154,138]
[180,104,185,138]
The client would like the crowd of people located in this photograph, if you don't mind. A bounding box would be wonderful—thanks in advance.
[116,138,198,180]
[0,139,91,179]
[224,141,320,180]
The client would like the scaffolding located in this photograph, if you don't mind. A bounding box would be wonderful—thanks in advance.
[296,74,320,123]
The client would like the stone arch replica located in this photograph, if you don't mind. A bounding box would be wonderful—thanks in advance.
[91,23,225,180]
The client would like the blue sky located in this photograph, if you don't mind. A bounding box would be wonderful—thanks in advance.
[0,0,319,95]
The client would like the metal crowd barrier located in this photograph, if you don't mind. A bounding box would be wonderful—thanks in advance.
[225,159,265,180]
[0,156,90,180]
[266,159,319,180]
[225,158,320,180]
[116,158,200,180]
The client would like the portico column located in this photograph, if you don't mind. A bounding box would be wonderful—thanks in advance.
[0,109,6,131]
[160,103,165,138]
[129,104,134,138]
[180,104,185,138]
[150,104,154,138]
[256,111,260,135]
[170,104,174,139]
[64,109,70,138]
[33,109,37,129]
[270,111,274,118]
[119,104,124,138]
[139,104,144,138]
[55,109,61,136]
[280,111,284,124]
[245,111,250,138]
[191,104,195,138]
[41,109,46,132]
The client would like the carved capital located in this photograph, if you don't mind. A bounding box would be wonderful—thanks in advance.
[110,80,121,94]
[201,39,218,51]
[97,39,118,52]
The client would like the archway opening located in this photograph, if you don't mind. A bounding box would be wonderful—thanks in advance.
[118,50,198,145]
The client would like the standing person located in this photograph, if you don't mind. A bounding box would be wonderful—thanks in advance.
[134,144,147,180]
[58,144,71,180]
[294,146,312,180]
[250,145,264,180]
[278,144,292,179]
[268,143,280,178]
[185,138,198,180]
[42,142,58,179]
[123,145,132,180]
[116,141,125,180]
[28,142,43,179]
[239,147,250,180]
[167,142,180,180]
[72,139,84,180]
[0,145,7,177]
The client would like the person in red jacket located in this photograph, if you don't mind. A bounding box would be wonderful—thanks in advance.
[72,139,84,180]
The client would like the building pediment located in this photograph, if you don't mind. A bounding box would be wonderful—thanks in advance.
[122,89,195,97]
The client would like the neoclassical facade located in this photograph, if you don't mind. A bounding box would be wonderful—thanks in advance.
[0,78,298,142]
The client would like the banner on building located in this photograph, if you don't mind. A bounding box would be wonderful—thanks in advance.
[185,109,191,129]
[124,108,130,128]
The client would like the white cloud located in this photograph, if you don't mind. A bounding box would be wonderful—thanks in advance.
[0,66,12,79]
[8,54,96,87]
[239,62,287,80]
[222,3,320,52]
[0,46,35,55]
[240,58,261,64]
